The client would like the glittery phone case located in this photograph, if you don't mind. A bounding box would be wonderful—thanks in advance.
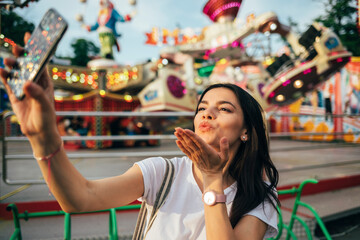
[7,8,68,100]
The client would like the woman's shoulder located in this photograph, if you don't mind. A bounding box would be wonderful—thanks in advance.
[159,156,192,175]
[169,155,191,167]
[136,155,190,173]
[135,156,191,205]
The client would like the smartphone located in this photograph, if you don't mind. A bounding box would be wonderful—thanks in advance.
[7,8,68,100]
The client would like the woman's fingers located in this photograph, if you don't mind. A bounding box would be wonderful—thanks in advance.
[219,137,229,160]
[175,129,229,175]
[175,128,200,148]
[174,129,193,154]
[175,128,217,166]
[4,57,18,68]
[1,57,19,96]
[1,33,31,84]
[175,140,191,157]
[24,32,31,44]
[12,44,25,57]
[34,67,52,91]
[0,68,15,97]
[23,81,48,103]
[182,129,203,149]
[13,31,30,57]
[175,128,199,153]
[174,128,198,157]
[0,68,8,80]
[9,32,30,59]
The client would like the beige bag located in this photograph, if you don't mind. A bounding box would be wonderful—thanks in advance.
[132,158,175,240]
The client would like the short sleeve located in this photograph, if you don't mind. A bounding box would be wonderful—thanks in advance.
[135,157,167,206]
[245,200,278,238]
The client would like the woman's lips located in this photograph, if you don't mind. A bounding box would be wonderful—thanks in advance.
[198,122,213,131]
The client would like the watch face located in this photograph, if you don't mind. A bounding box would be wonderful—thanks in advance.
[203,191,216,205]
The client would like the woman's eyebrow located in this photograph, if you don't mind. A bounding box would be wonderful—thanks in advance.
[218,101,237,109]
[200,100,237,109]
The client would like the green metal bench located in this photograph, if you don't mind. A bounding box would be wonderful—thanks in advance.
[7,179,332,240]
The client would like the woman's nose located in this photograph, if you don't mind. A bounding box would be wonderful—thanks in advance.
[202,110,214,120]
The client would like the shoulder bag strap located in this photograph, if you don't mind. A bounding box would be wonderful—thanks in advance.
[132,201,148,240]
[132,158,175,240]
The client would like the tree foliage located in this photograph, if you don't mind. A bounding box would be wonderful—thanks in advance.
[0,9,35,46]
[1,9,99,66]
[314,0,360,56]
[70,38,100,66]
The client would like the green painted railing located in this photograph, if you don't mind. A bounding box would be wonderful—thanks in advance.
[6,204,141,240]
[7,179,332,239]
[268,178,332,240]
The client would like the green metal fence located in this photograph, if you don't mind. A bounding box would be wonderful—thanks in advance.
[269,179,332,240]
[6,204,141,240]
[6,178,332,240]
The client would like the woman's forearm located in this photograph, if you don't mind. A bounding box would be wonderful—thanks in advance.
[203,174,236,240]
[28,129,145,213]
[29,131,91,213]
[203,174,268,239]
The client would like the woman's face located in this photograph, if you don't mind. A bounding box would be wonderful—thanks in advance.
[194,87,247,155]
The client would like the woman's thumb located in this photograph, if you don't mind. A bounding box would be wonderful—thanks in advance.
[219,137,229,158]
[23,81,48,103]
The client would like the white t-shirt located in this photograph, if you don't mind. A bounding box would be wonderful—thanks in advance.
[135,156,278,240]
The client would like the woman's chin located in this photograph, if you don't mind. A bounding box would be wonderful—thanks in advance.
[204,138,220,149]
[196,132,220,147]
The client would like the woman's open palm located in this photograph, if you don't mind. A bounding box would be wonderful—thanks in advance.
[174,127,229,175]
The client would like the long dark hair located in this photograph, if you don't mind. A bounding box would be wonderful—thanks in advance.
[194,83,280,228]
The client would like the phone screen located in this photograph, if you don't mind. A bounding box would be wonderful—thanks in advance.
[7,9,67,99]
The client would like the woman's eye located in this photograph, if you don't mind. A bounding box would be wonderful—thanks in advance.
[197,107,205,111]
[220,107,230,112]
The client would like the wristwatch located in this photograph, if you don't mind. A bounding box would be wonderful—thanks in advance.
[202,190,226,206]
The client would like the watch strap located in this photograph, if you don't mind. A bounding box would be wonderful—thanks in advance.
[216,193,226,203]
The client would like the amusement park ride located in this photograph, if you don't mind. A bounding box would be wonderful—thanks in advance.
[137,0,352,112]
[0,0,352,114]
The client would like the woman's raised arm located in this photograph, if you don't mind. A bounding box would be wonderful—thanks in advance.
[0,40,144,213]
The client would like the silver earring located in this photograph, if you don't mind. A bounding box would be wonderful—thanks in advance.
[242,136,246,142]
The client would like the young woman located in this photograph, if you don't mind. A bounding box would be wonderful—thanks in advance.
[1,42,279,239]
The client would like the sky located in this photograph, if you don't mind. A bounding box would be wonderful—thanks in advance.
[13,0,326,66]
